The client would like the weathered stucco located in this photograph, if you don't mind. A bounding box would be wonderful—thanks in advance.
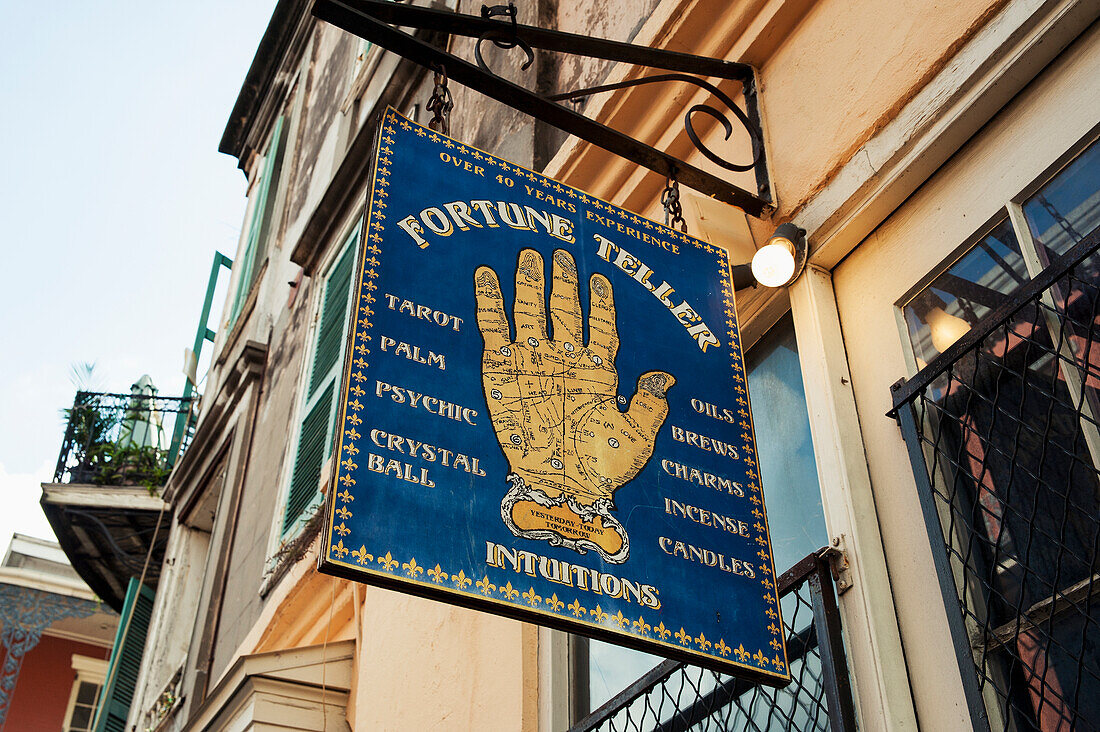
[761,0,1010,215]
[354,588,536,731]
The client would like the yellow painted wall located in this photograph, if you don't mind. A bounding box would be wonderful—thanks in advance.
[243,554,537,731]
[549,0,1005,223]
[353,588,537,731]
[761,0,1008,216]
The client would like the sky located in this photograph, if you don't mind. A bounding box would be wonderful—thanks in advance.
[0,2,276,547]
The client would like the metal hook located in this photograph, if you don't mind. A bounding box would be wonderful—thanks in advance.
[475,3,534,71]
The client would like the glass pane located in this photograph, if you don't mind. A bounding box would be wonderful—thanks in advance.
[588,640,661,712]
[584,314,827,712]
[903,219,1029,368]
[745,313,828,571]
[69,704,92,730]
[76,680,98,705]
[1023,138,1100,260]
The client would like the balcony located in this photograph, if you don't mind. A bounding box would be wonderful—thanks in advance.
[41,387,196,612]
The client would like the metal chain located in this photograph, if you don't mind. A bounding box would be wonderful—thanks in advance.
[427,67,454,135]
[661,175,687,232]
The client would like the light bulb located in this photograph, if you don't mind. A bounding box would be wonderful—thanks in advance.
[926,306,971,352]
[751,240,796,287]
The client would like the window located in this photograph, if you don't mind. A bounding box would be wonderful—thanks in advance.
[898,134,1100,729]
[902,138,1100,362]
[902,218,1029,369]
[575,313,828,716]
[281,222,362,539]
[64,656,107,732]
[66,681,102,731]
[341,0,401,114]
[228,116,288,327]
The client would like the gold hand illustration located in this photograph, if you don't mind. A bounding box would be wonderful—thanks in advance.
[475,248,674,562]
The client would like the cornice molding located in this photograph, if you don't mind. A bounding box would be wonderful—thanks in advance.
[220,0,315,167]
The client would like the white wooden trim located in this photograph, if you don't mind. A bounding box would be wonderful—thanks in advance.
[41,483,167,512]
[71,654,108,683]
[799,0,1098,267]
[538,628,570,730]
[0,567,98,602]
[183,640,354,732]
[788,265,918,730]
[832,17,1100,730]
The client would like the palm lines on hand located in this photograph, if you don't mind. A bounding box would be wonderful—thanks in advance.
[475,248,674,504]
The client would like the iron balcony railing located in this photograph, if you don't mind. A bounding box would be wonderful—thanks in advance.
[571,551,856,732]
[890,225,1100,730]
[55,390,197,487]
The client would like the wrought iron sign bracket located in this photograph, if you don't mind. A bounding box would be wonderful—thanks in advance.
[311,0,774,217]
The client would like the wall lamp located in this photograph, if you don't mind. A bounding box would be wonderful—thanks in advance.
[731,223,809,290]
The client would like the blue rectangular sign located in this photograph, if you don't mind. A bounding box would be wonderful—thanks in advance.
[319,107,788,683]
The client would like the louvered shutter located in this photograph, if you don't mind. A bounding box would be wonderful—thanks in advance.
[282,231,358,537]
[229,115,286,326]
[283,383,335,534]
[92,579,155,732]
[309,243,357,395]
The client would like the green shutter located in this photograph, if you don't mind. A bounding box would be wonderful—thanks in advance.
[309,243,357,396]
[229,115,286,326]
[283,226,359,537]
[284,382,335,534]
[93,579,155,732]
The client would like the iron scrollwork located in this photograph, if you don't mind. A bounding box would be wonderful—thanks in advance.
[471,3,763,178]
[313,0,774,215]
[0,585,101,725]
[549,74,764,174]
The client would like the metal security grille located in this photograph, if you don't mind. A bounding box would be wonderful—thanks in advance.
[891,225,1100,730]
[570,552,856,732]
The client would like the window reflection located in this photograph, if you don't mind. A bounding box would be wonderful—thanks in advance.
[582,313,827,714]
[903,219,1030,369]
[745,313,827,573]
[1024,140,1100,262]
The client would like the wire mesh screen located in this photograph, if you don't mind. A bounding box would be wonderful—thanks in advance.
[891,226,1100,730]
[570,553,855,732]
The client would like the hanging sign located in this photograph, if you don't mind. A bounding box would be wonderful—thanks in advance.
[319,107,787,683]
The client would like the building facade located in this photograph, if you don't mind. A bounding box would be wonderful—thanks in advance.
[0,535,117,732]
[73,0,1100,729]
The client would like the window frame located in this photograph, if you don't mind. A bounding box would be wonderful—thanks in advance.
[227,114,290,329]
[63,655,107,732]
[895,128,1100,466]
[892,125,1100,730]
